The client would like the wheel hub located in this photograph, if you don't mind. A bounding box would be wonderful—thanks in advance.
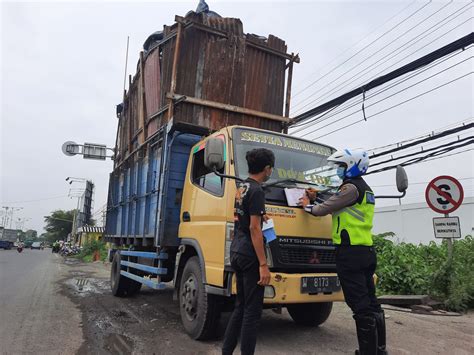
[181,274,198,321]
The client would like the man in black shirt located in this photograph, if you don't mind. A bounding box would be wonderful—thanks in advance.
[222,148,275,355]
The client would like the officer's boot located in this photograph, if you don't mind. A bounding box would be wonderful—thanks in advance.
[374,311,388,355]
[354,314,378,355]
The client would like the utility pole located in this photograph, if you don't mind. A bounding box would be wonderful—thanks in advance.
[1,207,23,229]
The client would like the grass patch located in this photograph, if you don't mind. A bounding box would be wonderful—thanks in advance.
[374,233,474,312]
[78,240,108,262]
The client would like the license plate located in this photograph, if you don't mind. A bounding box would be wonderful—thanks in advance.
[301,276,341,294]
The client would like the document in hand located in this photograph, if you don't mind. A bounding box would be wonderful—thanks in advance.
[262,218,277,244]
[284,188,306,207]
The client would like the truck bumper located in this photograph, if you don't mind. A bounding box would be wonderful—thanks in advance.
[231,271,345,304]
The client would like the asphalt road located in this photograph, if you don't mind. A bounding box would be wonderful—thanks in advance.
[0,249,83,354]
[1,251,473,354]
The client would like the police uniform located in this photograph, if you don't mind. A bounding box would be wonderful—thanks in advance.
[308,176,387,355]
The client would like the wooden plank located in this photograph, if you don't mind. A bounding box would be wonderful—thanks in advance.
[167,93,291,123]
[378,294,430,306]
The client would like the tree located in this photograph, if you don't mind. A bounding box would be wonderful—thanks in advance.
[44,210,75,243]
[25,229,38,239]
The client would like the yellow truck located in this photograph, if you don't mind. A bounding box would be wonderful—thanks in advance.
[105,10,344,340]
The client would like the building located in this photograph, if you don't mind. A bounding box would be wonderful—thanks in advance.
[76,225,104,247]
[373,197,473,244]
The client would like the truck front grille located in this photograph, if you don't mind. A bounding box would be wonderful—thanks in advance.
[277,237,336,266]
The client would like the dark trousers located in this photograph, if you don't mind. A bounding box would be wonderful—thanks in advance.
[222,253,264,355]
[336,245,382,316]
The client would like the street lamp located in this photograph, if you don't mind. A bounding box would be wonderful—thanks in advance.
[66,177,86,185]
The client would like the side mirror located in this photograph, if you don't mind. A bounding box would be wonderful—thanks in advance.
[396,166,408,192]
[204,138,224,171]
[375,165,408,199]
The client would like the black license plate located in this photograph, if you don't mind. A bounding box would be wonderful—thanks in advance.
[301,276,341,294]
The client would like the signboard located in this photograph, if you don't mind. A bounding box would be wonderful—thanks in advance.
[425,175,464,214]
[433,216,461,239]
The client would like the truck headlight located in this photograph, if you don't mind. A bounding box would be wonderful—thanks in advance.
[225,223,234,266]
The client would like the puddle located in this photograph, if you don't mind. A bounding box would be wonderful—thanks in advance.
[66,277,109,296]
[64,258,81,265]
[70,271,87,276]
[104,333,134,354]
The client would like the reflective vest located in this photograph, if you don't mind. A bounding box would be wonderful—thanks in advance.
[332,177,375,246]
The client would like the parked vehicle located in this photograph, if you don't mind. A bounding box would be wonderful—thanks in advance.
[0,227,18,249]
[0,240,13,250]
[105,10,345,341]
[31,242,43,250]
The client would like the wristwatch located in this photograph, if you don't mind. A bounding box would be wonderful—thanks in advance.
[304,204,314,213]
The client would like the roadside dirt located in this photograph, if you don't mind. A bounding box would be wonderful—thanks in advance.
[59,258,474,355]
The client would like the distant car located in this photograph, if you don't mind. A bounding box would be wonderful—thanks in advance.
[31,242,43,250]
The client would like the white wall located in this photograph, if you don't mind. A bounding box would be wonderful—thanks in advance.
[373,197,474,244]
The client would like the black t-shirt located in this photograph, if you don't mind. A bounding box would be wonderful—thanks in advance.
[230,178,266,258]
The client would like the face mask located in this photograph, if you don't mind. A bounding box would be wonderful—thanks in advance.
[336,166,346,179]
[263,167,273,182]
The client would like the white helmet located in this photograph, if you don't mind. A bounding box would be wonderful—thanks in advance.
[327,148,369,178]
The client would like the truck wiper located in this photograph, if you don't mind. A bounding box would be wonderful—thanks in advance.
[264,178,332,192]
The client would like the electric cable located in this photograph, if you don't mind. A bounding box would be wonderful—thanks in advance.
[291,0,433,100]
[292,2,471,113]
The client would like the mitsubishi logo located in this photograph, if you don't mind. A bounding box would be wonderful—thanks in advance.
[308,251,320,264]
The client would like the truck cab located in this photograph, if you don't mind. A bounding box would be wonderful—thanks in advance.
[173,126,344,338]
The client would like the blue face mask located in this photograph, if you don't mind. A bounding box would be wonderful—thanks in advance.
[336,166,346,179]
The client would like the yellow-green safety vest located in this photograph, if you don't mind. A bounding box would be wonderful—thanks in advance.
[332,178,375,246]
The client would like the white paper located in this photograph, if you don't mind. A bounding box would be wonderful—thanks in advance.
[262,218,275,231]
[284,188,306,207]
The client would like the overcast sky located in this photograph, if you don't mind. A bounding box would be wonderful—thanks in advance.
[1,0,473,234]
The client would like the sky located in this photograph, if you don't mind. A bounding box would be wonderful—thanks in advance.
[1,0,473,234]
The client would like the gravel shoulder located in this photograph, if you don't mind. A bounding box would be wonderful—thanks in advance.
[58,258,474,355]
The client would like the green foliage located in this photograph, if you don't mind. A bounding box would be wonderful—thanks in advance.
[43,210,75,243]
[374,234,474,312]
[78,239,107,262]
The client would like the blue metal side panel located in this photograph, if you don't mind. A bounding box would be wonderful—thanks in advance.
[159,133,201,246]
[105,129,201,245]
[105,174,119,236]
[137,159,147,237]
[148,146,160,236]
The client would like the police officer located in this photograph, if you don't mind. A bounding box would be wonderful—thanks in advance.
[299,148,387,355]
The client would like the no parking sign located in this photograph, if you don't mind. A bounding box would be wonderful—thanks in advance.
[425,175,464,214]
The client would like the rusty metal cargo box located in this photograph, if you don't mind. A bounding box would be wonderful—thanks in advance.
[114,11,297,166]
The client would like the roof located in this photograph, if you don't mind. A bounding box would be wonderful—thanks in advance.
[78,226,104,234]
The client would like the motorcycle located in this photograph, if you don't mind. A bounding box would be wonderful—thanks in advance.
[17,246,23,253]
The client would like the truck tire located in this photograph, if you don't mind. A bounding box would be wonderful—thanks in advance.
[287,302,333,326]
[179,256,220,340]
[110,252,142,297]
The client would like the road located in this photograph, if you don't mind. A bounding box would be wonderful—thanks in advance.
[0,249,83,354]
[1,250,473,354]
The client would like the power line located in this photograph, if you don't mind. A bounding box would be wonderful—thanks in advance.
[291,1,432,100]
[292,1,419,97]
[309,71,473,140]
[292,1,461,113]
[2,195,69,204]
[366,141,473,175]
[296,54,472,137]
[371,176,474,188]
[291,47,472,134]
[292,2,471,114]
[291,32,473,125]
[370,136,473,168]
[368,117,473,152]
[370,122,473,159]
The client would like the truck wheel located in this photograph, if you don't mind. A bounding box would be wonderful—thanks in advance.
[287,302,333,326]
[179,256,220,340]
[110,252,142,297]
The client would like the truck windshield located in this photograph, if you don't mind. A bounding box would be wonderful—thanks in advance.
[232,128,341,196]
